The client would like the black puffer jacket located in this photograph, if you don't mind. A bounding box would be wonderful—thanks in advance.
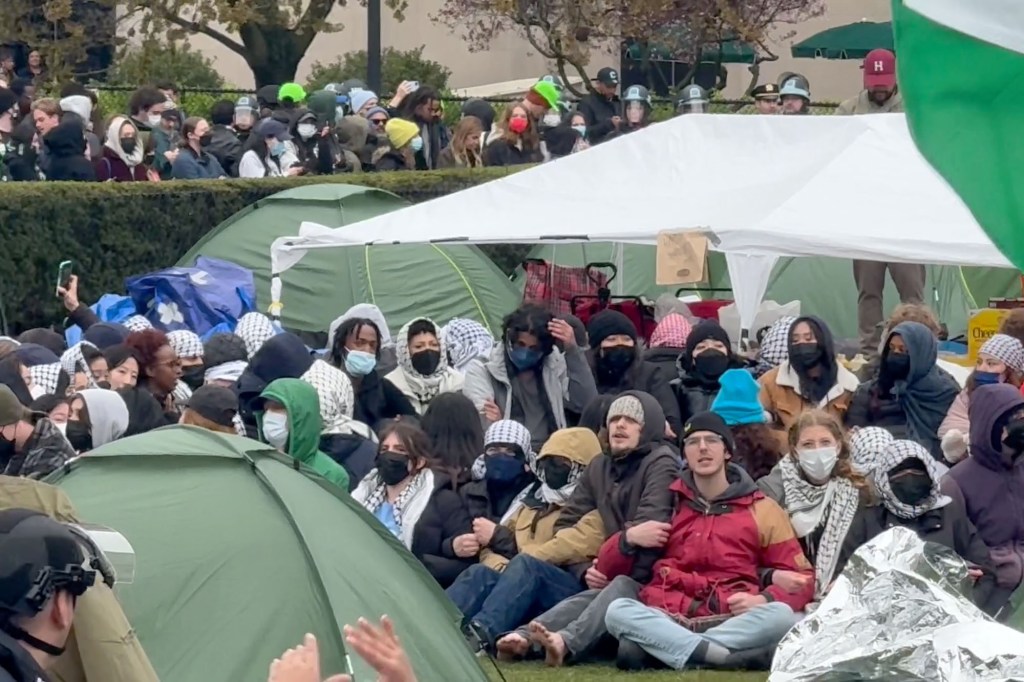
[460,470,536,523]
[673,371,721,425]
[412,471,475,587]
[350,368,417,432]
[43,120,96,181]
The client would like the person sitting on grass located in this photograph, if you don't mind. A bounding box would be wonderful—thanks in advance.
[601,411,813,672]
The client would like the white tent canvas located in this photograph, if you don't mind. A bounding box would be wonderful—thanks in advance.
[269,114,1012,329]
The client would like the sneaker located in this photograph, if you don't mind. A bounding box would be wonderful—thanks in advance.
[464,619,495,654]
[712,645,775,670]
[616,638,647,671]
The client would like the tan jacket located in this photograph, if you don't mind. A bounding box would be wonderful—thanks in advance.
[759,361,860,448]
[0,476,159,682]
[835,90,904,115]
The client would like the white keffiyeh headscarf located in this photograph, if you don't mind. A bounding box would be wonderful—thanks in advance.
[353,467,435,549]
[300,359,374,439]
[390,317,463,412]
[167,330,204,359]
[755,316,797,378]
[442,318,494,372]
[172,380,192,406]
[29,363,64,396]
[235,313,278,359]
[875,439,951,521]
[123,315,154,333]
[849,427,895,480]
[60,342,98,388]
[471,420,537,524]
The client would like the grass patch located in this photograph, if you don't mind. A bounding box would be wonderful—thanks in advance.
[488,662,768,681]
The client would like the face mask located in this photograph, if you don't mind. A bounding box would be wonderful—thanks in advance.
[199,133,213,148]
[889,471,932,506]
[485,453,524,483]
[789,343,823,370]
[297,123,317,140]
[693,349,729,379]
[974,370,1002,386]
[599,346,634,376]
[410,349,441,376]
[148,114,162,127]
[572,124,587,138]
[542,113,561,127]
[344,350,377,377]
[508,117,528,135]
[885,353,911,381]
[181,365,205,391]
[270,141,286,157]
[797,446,838,484]
[54,421,67,437]
[508,346,542,371]
[262,411,289,450]
[409,137,423,152]
[376,450,411,486]
[539,458,572,490]
[120,137,137,155]
[29,385,45,400]
[66,420,93,453]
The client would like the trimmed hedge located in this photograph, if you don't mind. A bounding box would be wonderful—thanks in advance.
[0,168,527,333]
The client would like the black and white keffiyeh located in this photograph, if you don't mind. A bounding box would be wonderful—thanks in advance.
[393,317,462,406]
[849,427,895,480]
[300,359,372,438]
[29,363,63,396]
[442,318,495,372]
[755,316,797,378]
[471,420,536,480]
[779,455,859,599]
[537,458,586,506]
[979,333,1024,373]
[353,467,435,549]
[235,313,277,359]
[875,439,952,521]
[123,315,154,332]
[167,330,204,359]
[172,380,192,406]
[60,342,98,388]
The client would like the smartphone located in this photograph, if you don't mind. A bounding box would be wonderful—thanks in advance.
[55,260,73,297]
[407,80,420,92]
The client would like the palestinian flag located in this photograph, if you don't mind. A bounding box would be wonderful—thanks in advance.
[893,0,1024,270]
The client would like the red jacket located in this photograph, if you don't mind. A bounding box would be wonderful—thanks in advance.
[598,466,814,618]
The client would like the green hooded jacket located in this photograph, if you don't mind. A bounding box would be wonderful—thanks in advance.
[257,378,350,489]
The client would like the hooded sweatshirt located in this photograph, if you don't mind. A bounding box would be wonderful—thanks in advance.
[43,119,96,181]
[236,332,315,432]
[385,317,464,415]
[257,378,349,489]
[944,383,1024,589]
[78,388,130,448]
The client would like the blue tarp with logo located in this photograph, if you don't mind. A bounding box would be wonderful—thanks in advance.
[64,293,138,346]
[125,257,257,337]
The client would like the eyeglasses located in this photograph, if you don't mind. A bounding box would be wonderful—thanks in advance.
[155,359,182,370]
[369,118,387,126]
[683,434,724,448]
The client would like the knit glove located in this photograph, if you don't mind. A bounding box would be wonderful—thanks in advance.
[941,429,969,464]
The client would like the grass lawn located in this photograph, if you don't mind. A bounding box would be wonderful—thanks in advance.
[489,662,768,681]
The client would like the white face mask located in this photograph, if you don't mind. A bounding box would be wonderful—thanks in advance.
[29,385,45,400]
[262,411,289,450]
[148,114,162,127]
[55,421,67,437]
[797,446,838,484]
[542,113,561,127]
[297,123,317,140]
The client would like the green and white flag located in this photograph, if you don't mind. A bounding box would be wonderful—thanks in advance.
[893,0,1024,270]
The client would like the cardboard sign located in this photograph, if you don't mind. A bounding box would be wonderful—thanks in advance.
[656,231,708,285]
[968,308,1010,362]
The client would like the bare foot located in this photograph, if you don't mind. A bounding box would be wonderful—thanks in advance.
[495,633,529,662]
[528,621,567,667]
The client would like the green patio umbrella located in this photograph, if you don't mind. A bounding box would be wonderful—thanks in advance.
[791,21,893,60]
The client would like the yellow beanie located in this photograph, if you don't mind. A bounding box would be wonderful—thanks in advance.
[385,118,419,149]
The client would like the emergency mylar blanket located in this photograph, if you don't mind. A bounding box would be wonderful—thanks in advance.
[770,526,1024,681]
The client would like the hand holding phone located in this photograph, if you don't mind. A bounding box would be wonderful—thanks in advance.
[55,261,73,299]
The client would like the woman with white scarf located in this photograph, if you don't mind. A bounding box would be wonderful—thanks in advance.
[385,317,464,415]
[834,436,999,614]
[757,410,867,602]
[352,420,473,588]
[445,427,605,653]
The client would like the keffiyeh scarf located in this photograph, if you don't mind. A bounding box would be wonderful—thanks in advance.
[123,315,153,333]
[537,458,586,506]
[649,313,692,349]
[300,359,371,438]
[167,330,204,359]
[235,313,278,359]
[755,316,797,378]
[60,342,98,388]
[29,363,63,396]
[779,455,859,599]
[849,427,894,480]
[875,439,952,520]
[355,467,435,549]
[471,420,537,523]
[394,318,462,406]
[442,318,494,372]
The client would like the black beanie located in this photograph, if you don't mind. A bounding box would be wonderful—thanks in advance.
[16,328,65,357]
[685,320,731,360]
[682,411,735,453]
[587,310,637,347]
[83,322,130,351]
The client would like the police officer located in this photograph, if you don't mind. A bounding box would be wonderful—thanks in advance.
[677,84,709,114]
[621,84,652,132]
[0,509,96,682]
[751,83,779,114]
[779,75,811,115]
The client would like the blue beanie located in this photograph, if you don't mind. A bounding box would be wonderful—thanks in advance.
[711,369,767,426]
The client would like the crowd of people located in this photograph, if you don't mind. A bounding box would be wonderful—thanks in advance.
[0,46,904,182]
[2,256,1024,680]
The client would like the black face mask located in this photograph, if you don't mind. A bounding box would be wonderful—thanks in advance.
[410,349,441,376]
[598,346,634,376]
[885,353,912,381]
[692,349,729,379]
[889,471,932,506]
[789,343,822,370]
[539,457,572,490]
[120,137,137,155]
[376,450,411,486]
[199,133,213,147]
[181,365,205,391]
[65,420,93,453]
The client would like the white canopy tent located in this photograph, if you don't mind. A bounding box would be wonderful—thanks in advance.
[270,114,1012,331]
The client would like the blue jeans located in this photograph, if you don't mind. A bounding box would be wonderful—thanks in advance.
[605,598,800,670]
[447,554,583,635]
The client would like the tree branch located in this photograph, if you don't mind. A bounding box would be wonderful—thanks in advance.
[151,5,247,55]
[295,0,338,45]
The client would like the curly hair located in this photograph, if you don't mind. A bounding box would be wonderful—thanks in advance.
[787,409,870,492]
[886,304,941,337]
[125,329,171,372]
[1000,309,1024,346]
[329,317,382,367]
[204,333,248,368]
[731,424,783,481]
[503,304,555,356]
[420,392,483,480]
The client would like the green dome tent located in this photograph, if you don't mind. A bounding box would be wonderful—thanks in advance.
[514,243,1020,340]
[177,184,520,336]
[45,426,488,682]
